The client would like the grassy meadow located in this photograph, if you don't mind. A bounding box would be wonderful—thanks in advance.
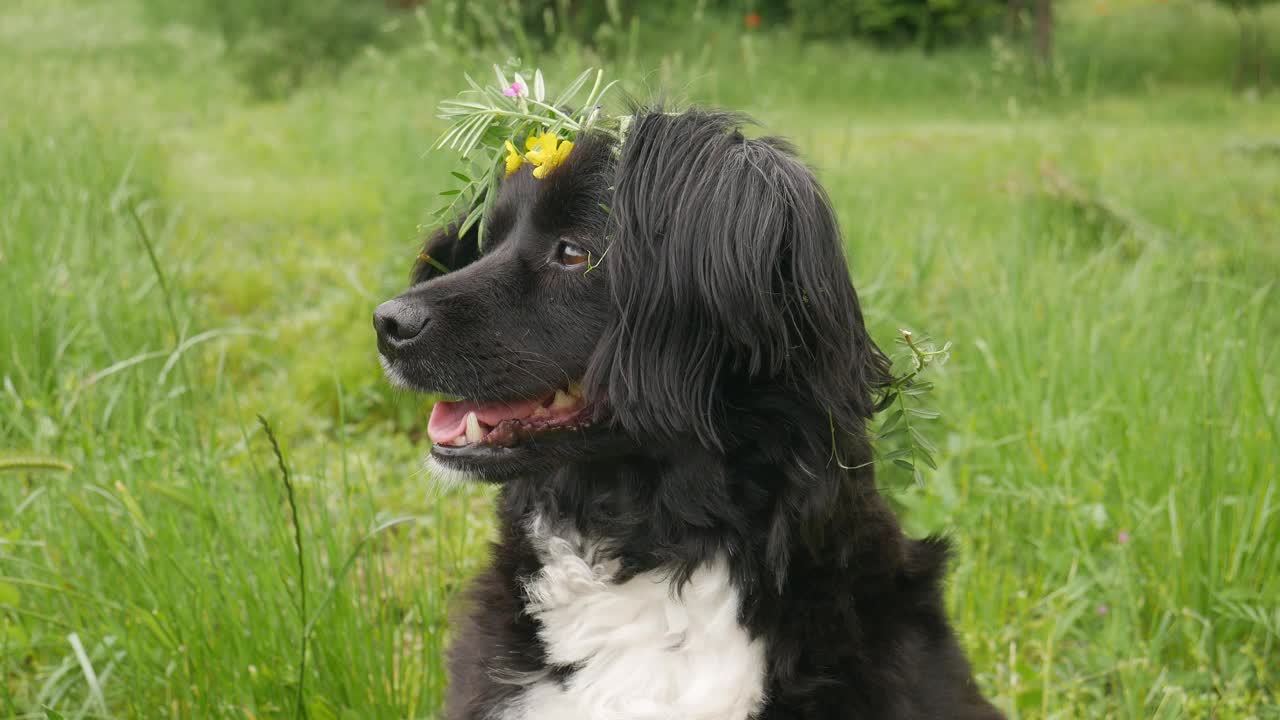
[2,0,1278,717]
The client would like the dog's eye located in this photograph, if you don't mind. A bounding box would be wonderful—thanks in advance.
[554,240,590,268]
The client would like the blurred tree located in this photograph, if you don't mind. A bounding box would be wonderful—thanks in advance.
[139,0,389,98]
[782,0,1005,49]
[1006,0,1026,38]
[1034,0,1053,74]
[416,0,639,57]
[543,0,638,47]
[1208,0,1274,89]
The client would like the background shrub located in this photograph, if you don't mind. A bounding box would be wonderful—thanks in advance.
[139,0,391,98]
[782,0,1005,48]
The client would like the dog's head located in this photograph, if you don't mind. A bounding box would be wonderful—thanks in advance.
[376,110,889,480]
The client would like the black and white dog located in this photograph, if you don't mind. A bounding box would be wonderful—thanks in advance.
[375,109,1003,719]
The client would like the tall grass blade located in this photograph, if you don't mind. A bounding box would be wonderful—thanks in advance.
[257,415,309,720]
[65,633,106,715]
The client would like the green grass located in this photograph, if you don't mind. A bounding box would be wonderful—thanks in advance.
[2,0,1278,717]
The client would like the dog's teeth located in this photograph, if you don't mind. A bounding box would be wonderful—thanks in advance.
[533,406,550,418]
[567,380,584,398]
[551,390,576,410]
[465,411,485,443]
[448,436,467,447]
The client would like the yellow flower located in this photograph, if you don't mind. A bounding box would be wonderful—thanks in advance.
[523,132,574,179]
[502,132,574,180]
[503,140,524,177]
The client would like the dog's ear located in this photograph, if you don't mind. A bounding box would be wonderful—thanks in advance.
[411,208,482,284]
[588,110,890,448]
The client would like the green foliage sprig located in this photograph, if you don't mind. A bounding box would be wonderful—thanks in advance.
[873,329,952,486]
[429,64,626,245]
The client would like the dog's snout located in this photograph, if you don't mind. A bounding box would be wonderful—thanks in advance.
[374,297,429,353]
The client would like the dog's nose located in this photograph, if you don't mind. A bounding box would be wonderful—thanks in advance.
[374,298,429,352]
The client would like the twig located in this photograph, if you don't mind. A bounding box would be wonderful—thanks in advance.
[417,252,451,275]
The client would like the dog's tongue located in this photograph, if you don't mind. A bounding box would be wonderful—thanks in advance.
[428,397,547,444]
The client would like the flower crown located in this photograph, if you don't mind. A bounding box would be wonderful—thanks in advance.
[428,65,628,249]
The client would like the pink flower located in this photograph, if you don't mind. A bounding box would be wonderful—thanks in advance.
[503,82,525,98]
[1096,604,1109,616]
[1117,530,1130,545]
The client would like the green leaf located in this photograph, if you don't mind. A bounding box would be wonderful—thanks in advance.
[893,457,916,471]
[878,448,913,462]
[879,426,909,442]
[909,426,938,455]
[918,447,938,470]
[440,114,481,149]
[459,204,485,238]
[553,68,594,108]
[438,189,462,197]
[43,707,66,720]
[438,99,493,112]
[533,68,546,102]
[476,157,499,245]
[525,98,580,128]
[581,70,605,112]
[902,381,935,397]
[450,171,471,183]
[446,112,483,152]
[585,79,622,120]
[906,407,941,420]
[445,114,481,152]
[459,113,495,158]
[879,409,905,434]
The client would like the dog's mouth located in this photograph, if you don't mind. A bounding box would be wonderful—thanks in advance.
[427,380,592,451]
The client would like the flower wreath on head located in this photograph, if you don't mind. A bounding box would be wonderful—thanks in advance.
[422,64,629,269]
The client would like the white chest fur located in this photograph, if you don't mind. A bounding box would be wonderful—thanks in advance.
[500,517,768,720]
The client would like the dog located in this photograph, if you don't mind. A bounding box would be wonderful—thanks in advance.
[375,109,1004,719]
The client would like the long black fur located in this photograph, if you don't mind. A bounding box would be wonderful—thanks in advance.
[376,109,1004,719]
